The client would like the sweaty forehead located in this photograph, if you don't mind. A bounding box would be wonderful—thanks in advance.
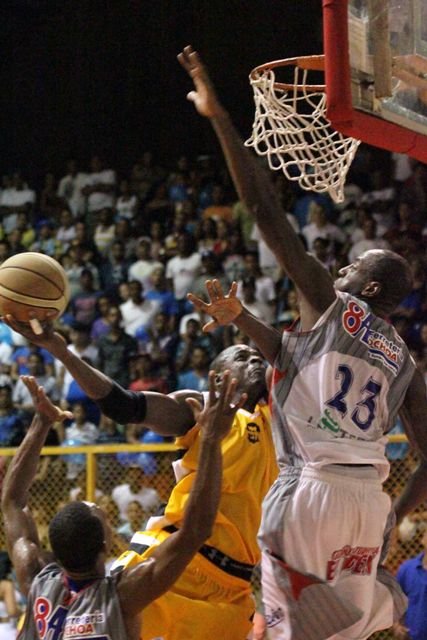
[224,345,258,362]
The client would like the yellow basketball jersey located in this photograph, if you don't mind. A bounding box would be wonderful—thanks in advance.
[163,402,277,566]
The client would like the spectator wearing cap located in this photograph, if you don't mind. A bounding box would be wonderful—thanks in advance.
[30,219,62,257]
[10,343,55,381]
[98,305,138,388]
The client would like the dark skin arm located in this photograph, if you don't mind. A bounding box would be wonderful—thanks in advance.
[178,46,337,328]
[117,371,246,615]
[393,367,427,524]
[1,377,73,596]
[187,279,282,366]
[3,315,198,436]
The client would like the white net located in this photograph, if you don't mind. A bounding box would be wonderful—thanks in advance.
[245,64,361,203]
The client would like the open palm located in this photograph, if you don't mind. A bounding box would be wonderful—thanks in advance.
[187,280,243,332]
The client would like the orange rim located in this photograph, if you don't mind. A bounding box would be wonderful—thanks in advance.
[249,55,325,93]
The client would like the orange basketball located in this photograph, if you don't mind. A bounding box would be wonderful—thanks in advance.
[0,252,70,323]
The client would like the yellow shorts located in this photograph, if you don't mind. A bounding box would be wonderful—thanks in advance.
[117,529,254,640]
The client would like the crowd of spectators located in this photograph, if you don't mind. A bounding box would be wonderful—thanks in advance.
[0,147,427,435]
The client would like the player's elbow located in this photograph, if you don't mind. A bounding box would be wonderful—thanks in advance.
[182,520,214,549]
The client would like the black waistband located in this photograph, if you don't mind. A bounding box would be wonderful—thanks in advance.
[163,525,254,582]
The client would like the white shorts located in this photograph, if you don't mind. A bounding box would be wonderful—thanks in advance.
[261,465,406,640]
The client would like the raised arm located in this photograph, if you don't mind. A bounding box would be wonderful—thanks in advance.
[393,368,427,524]
[1,377,73,596]
[3,315,198,436]
[187,279,282,365]
[178,45,336,314]
[117,370,246,614]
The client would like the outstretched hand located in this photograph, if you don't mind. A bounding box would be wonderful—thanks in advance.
[21,376,73,425]
[2,313,68,357]
[187,280,243,332]
[177,45,225,119]
[186,370,246,441]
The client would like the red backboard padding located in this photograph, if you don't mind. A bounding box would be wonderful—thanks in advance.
[322,0,427,163]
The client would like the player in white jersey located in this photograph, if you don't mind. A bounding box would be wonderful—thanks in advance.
[2,374,244,640]
[179,46,427,639]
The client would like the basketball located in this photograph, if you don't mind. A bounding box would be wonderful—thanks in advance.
[0,252,70,324]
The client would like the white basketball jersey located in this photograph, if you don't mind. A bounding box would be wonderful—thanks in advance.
[270,292,415,481]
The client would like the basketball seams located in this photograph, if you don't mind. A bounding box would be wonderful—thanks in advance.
[0,266,64,297]
[0,252,69,321]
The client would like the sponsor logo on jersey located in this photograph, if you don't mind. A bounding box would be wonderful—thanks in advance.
[317,408,340,434]
[246,422,260,443]
[326,544,379,580]
[342,300,402,375]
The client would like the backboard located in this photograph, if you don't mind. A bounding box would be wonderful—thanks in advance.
[323,0,427,163]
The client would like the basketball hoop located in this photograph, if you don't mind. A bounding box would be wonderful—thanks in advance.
[245,55,361,204]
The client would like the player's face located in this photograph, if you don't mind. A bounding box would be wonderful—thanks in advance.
[221,345,266,394]
[334,250,381,295]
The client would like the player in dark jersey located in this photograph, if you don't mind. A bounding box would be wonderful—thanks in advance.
[2,373,245,640]
[176,46,427,640]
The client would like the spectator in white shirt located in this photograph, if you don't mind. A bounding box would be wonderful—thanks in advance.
[57,159,88,217]
[81,155,116,214]
[0,172,35,234]
[112,464,161,522]
[165,232,202,307]
[348,217,390,264]
[128,238,163,291]
[119,280,160,337]
[302,201,346,252]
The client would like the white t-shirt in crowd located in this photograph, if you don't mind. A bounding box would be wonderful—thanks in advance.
[112,483,161,521]
[119,298,160,336]
[84,170,116,212]
[166,253,202,300]
[57,172,88,217]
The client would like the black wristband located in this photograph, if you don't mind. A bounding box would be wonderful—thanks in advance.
[96,382,147,423]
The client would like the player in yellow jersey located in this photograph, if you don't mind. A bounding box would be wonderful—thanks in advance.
[111,344,278,640]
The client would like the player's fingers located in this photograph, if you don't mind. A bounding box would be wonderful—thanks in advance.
[205,279,217,300]
[223,376,238,408]
[186,292,207,312]
[212,279,225,299]
[207,370,218,406]
[202,320,218,333]
[185,397,202,420]
[229,281,238,298]
[234,392,248,412]
[187,90,199,104]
